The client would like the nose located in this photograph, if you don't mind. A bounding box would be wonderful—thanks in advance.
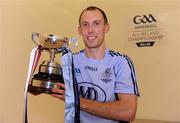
[88,25,95,33]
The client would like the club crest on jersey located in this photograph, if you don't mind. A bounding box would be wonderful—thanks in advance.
[100,68,113,83]
[74,68,81,76]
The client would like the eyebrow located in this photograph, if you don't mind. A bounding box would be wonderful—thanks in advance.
[81,20,102,24]
[94,20,102,23]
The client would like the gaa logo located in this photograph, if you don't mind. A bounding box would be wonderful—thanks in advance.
[133,14,156,24]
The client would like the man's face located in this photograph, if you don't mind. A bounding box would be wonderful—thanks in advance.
[78,10,109,49]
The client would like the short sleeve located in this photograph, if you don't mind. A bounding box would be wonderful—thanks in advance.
[114,55,139,96]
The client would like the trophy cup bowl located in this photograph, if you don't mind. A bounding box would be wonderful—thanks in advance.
[28,33,77,95]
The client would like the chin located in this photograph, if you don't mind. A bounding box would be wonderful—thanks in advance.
[87,45,100,49]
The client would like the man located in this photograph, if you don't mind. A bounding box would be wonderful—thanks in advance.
[52,6,139,123]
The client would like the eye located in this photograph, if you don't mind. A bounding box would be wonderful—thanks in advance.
[95,22,100,25]
[93,20,101,26]
[81,23,88,27]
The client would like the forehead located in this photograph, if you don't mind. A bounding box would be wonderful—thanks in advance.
[80,10,104,23]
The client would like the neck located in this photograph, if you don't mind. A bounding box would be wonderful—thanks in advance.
[85,47,106,60]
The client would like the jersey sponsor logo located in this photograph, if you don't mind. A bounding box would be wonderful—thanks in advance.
[100,68,113,83]
[85,65,98,71]
[78,82,107,102]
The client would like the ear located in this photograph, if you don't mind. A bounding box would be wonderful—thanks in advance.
[78,26,82,36]
[105,23,110,33]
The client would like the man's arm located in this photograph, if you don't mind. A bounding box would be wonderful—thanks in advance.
[80,94,137,121]
[52,83,138,121]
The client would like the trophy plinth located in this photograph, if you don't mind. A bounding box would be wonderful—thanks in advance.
[28,33,77,95]
[29,60,64,94]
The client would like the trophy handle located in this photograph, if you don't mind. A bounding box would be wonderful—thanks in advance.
[68,37,78,50]
[32,32,40,46]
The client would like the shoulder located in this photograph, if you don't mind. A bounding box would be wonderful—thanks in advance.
[107,49,133,65]
[108,49,123,57]
[73,49,85,56]
[107,49,129,59]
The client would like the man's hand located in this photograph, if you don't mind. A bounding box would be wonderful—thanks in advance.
[80,94,137,121]
[51,83,65,101]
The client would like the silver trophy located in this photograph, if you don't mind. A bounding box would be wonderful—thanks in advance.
[28,32,77,94]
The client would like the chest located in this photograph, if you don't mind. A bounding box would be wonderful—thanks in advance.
[74,60,117,102]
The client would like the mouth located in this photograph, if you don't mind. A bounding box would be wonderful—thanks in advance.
[87,36,97,40]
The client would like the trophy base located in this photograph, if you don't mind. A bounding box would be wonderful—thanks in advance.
[28,72,64,95]
[28,79,63,95]
[28,85,51,95]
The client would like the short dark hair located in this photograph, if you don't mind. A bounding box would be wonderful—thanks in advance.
[79,6,108,26]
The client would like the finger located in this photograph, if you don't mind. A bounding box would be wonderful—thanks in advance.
[55,83,65,89]
[52,88,65,95]
[52,94,65,101]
